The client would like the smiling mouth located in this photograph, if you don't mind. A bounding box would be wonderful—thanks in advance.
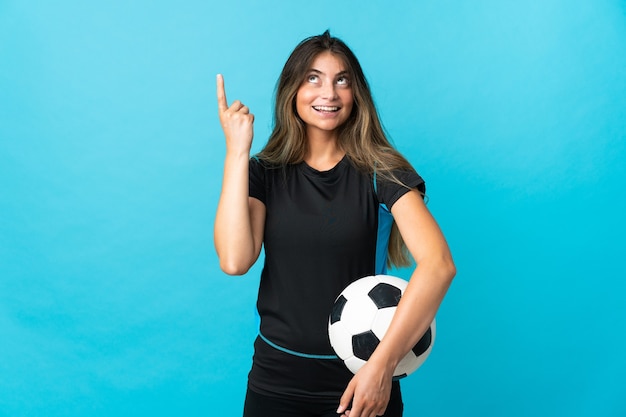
[313,105,340,112]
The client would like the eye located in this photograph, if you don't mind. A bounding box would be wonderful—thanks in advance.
[336,76,350,86]
[307,74,319,83]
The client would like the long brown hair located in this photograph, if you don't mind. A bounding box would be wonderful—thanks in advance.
[257,30,418,268]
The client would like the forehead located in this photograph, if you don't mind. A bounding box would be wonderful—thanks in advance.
[309,52,348,73]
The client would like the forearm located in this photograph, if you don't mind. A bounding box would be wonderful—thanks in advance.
[369,259,456,371]
[336,260,455,417]
[214,151,257,275]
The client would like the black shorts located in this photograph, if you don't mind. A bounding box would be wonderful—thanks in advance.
[243,381,403,417]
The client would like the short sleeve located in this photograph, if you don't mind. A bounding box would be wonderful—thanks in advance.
[375,168,425,210]
[249,157,266,204]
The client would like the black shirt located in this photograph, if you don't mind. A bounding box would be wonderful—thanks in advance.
[248,155,424,399]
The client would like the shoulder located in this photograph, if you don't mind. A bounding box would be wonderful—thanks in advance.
[249,155,279,177]
[375,166,426,209]
[249,156,293,189]
[250,155,287,171]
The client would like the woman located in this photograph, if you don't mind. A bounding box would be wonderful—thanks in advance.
[215,31,455,417]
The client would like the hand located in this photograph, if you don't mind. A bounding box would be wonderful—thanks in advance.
[216,74,254,154]
[337,361,393,417]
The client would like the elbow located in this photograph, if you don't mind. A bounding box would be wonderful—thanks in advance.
[219,260,252,276]
[446,261,457,282]
[441,257,456,283]
[218,254,254,276]
[215,241,258,276]
[426,255,456,285]
[415,255,456,286]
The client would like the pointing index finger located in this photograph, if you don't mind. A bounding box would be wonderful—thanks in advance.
[216,74,228,112]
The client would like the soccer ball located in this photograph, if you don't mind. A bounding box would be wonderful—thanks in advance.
[328,275,435,378]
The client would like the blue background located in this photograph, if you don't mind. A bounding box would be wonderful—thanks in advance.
[1,1,625,416]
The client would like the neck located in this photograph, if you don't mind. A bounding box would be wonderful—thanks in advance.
[304,130,345,171]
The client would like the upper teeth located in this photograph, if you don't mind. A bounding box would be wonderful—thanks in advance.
[314,106,339,112]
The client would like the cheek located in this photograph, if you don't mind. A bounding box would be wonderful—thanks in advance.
[295,90,312,111]
[294,93,305,116]
[341,93,354,114]
[295,103,307,122]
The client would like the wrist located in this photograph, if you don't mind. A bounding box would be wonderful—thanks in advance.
[224,148,251,161]
[367,348,400,377]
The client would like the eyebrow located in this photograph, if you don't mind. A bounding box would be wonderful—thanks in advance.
[309,68,349,77]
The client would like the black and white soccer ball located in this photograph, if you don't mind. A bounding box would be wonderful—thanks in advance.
[328,275,435,378]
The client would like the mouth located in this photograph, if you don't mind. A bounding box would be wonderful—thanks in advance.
[312,105,340,113]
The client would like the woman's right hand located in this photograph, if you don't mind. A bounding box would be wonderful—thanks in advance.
[216,74,254,154]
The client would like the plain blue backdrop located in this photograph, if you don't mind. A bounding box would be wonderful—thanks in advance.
[1,1,625,416]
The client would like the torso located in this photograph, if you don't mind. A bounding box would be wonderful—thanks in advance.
[246,155,424,398]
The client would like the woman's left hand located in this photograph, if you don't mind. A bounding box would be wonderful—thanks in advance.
[337,360,393,417]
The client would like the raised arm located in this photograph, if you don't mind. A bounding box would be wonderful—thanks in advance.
[214,74,265,275]
[338,189,456,417]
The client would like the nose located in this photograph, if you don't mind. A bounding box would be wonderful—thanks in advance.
[321,81,338,100]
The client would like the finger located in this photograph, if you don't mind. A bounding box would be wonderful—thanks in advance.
[240,105,250,114]
[216,74,228,112]
[227,100,245,112]
[376,401,389,417]
[337,383,355,414]
[348,402,363,417]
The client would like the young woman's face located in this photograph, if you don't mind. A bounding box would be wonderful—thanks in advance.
[295,52,354,137]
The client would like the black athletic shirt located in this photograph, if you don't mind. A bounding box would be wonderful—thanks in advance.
[247,155,424,399]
